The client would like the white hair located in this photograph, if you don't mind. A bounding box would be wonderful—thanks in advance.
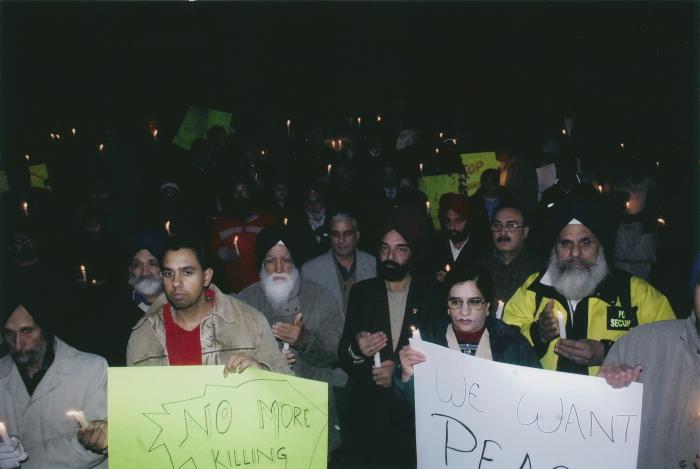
[260,266,300,308]
[548,245,610,301]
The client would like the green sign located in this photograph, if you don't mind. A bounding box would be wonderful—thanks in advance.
[108,366,328,469]
[459,152,500,196]
[29,164,51,191]
[418,174,461,228]
[0,171,9,194]
[172,106,232,151]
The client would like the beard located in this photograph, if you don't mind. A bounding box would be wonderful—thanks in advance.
[11,341,46,370]
[129,274,163,297]
[378,259,413,282]
[260,267,300,308]
[548,247,610,301]
[449,228,469,243]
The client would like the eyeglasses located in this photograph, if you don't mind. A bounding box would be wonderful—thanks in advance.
[447,297,486,311]
[490,221,524,232]
[263,258,294,269]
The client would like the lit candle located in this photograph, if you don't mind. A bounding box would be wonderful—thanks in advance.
[495,300,504,320]
[286,119,291,137]
[619,142,624,149]
[283,217,288,226]
[357,117,362,128]
[282,342,290,352]
[411,325,422,341]
[434,147,439,154]
[597,184,603,193]
[233,235,240,257]
[55,133,61,140]
[21,201,28,216]
[90,279,97,285]
[373,351,381,368]
[331,140,336,150]
[337,139,342,150]
[376,114,382,123]
[426,201,430,216]
[71,128,76,136]
[0,422,11,446]
[625,201,630,213]
[657,217,666,227]
[260,149,266,156]
[50,133,55,140]
[152,128,158,139]
[439,132,444,139]
[327,164,332,175]
[656,161,660,167]
[165,220,171,236]
[80,265,87,283]
[66,410,89,430]
[419,163,423,174]
[98,144,104,155]
[555,310,567,339]
[561,129,567,136]
[444,264,451,273]
[25,154,30,161]
[451,138,457,145]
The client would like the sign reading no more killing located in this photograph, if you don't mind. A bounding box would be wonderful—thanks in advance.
[411,339,643,469]
[108,366,328,469]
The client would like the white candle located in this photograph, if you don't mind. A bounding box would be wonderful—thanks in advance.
[495,300,504,320]
[357,117,362,128]
[434,147,439,154]
[98,144,104,155]
[71,128,76,136]
[67,410,89,430]
[0,422,11,446]
[282,342,290,352]
[327,164,332,175]
[373,352,381,368]
[233,235,240,256]
[165,220,171,236]
[555,311,567,339]
[152,128,159,139]
[376,114,382,123]
[25,154,30,161]
[411,325,422,341]
[439,132,444,139]
[283,217,288,226]
[80,265,87,283]
[21,201,28,216]
[426,201,430,216]
[419,163,423,173]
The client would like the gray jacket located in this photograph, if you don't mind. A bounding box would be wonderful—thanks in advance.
[301,249,377,312]
[604,315,699,469]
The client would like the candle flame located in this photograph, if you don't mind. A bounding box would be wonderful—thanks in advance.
[98,144,104,152]
[283,217,288,226]
[152,128,158,138]
[620,142,625,149]
[55,133,61,140]
[327,164,332,174]
[165,220,171,235]
[657,218,666,226]
[419,163,423,172]
[435,147,439,154]
[25,154,30,161]
[439,132,444,139]
[561,129,567,135]
[445,264,451,272]
[234,235,238,243]
[376,114,382,122]
[426,201,430,209]
[71,128,76,135]
[286,119,291,128]
[597,184,603,193]
[357,117,362,125]
[80,265,86,273]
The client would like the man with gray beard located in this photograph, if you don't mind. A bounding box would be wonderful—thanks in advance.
[503,197,675,375]
[237,226,344,455]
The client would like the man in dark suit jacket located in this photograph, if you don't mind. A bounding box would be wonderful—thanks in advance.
[423,192,489,284]
[338,208,442,468]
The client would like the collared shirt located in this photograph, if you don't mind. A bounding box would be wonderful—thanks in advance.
[449,238,466,262]
[334,251,357,282]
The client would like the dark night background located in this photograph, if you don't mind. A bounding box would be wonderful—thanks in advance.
[0,1,698,260]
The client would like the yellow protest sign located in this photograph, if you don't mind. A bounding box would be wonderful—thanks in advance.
[29,164,51,190]
[172,106,232,151]
[460,152,500,196]
[418,174,460,228]
[108,366,328,469]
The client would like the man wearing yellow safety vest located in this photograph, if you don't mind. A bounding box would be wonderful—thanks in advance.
[503,197,675,375]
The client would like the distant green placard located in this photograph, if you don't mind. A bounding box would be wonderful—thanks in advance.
[108,366,328,469]
[459,152,500,196]
[418,174,461,228]
[0,171,9,194]
[29,164,51,191]
[172,106,232,151]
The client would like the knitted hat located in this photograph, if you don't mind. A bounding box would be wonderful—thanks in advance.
[255,226,297,266]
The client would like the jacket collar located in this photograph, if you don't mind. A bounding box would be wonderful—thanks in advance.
[142,283,234,327]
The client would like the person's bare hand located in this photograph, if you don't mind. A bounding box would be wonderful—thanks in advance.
[283,349,296,367]
[78,420,108,453]
[537,300,560,343]
[597,364,642,389]
[399,345,426,382]
[555,339,606,366]
[371,360,396,388]
[223,355,264,376]
[272,313,304,346]
[356,331,388,357]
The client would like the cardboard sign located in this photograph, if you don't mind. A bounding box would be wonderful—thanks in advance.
[108,366,328,469]
[459,152,500,196]
[411,339,642,469]
[172,106,232,151]
[29,164,51,190]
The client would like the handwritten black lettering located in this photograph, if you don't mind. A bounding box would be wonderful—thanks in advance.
[564,403,586,440]
[619,414,637,443]
[588,411,614,443]
[216,400,232,435]
[431,413,478,465]
[478,439,502,468]
[516,394,564,433]
[468,383,484,413]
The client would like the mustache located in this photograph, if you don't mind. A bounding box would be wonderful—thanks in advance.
[381,260,401,269]
[496,236,511,243]
[559,257,595,271]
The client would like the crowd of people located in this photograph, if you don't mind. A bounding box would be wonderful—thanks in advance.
[0,116,696,469]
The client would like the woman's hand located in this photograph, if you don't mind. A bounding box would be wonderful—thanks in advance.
[399,345,426,382]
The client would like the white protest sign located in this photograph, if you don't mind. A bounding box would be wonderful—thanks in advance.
[411,339,642,469]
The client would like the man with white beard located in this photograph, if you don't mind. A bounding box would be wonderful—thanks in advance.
[237,226,344,454]
[127,233,166,313]
[503,197,675,375]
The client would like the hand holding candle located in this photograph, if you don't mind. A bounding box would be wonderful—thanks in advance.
[67,410,89,430]
[555,310,567,339]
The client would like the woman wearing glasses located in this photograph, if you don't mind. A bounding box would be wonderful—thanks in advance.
[396,264,541,390]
